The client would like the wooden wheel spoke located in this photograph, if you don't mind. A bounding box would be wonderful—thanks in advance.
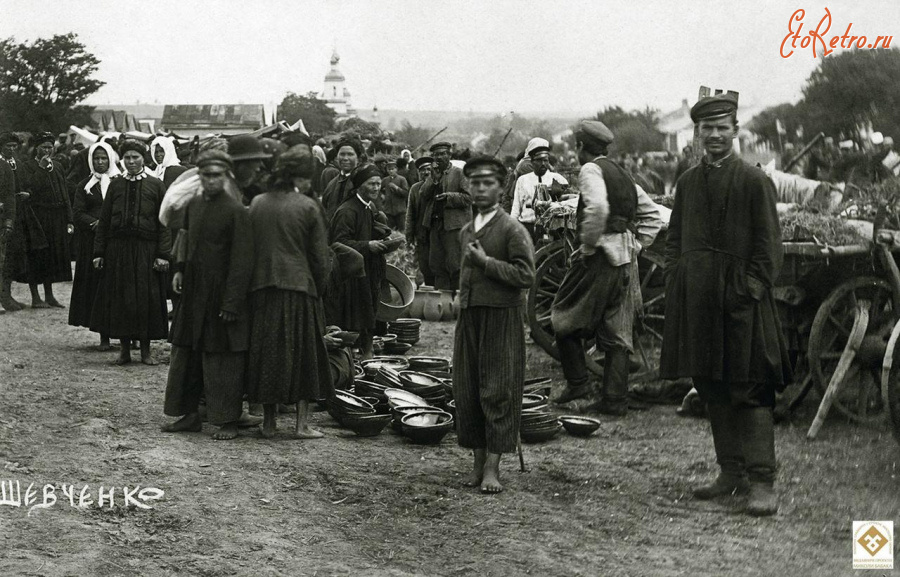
[643,293,665,308]
[536,312,551,325]
[828,314,851,337]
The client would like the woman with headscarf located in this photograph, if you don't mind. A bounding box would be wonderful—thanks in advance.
[326,164,392,359]
[149,136,187,189]
[18,132,74,308]
[69,141,121,349]
[90,140,171,365]
[320,138,363,221]
[247,149,333,439]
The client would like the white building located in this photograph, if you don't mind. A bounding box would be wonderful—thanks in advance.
[321,49,355,118]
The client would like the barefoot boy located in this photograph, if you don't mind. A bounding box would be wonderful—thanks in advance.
[453,155,535,494]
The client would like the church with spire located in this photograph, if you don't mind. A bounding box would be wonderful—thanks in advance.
[321,49,355,118]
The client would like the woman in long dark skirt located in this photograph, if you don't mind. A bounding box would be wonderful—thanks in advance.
[90,140,171,365]
[247,149,333,439]
[18,132,74,308]
[69,141,120,349]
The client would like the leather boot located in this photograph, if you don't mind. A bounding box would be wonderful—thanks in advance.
[693,403,749,499]
[588,347,630,416]
[737,407,778,516]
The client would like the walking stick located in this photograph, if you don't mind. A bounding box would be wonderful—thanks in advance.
[517,438,527,472]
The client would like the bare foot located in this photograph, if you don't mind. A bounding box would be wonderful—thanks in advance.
[260,408,276,439]
[161,413,202,433]
[461,471,483,488]
[212,423,238,440]
[31,300,50,309]
[236,411,263,428]
[114,354,132,366]
[46,298,64,308]
[480,472,503,494]
[140,355,159,366]
[292,427,324,439]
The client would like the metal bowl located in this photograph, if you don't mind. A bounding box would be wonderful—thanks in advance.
[342,413,392,437]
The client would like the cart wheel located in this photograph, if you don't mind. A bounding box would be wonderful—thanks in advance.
[633,250,666,379]
[808,276,891,424]
[880,319,900,444]
[527,247,602,375]
[534,240,564,270]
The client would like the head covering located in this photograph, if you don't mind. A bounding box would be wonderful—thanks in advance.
[690,93,739,123]
[149,136,180,180]
[334,138,363,158]
[839,139,855,150]
[824,136,835,145]
[312,145,327,165]
[280,131,312,149]
[463,155,507,180]
[32,132,55,149]
[0,132,20,145]
[85,141,122,198]
[871,132,885,145]
[119,139,148,157]
[525,137,550,157]
[227,134,271,161]
[429,141,452,153]
[385,156,397,167]
[576,121,615,147]
[400,149,412,160]
[196,150,234,172]
[351,164,381,189]
[884,136,894,148]
[200,137,229,153]
[373,153,388,164]
[259,137,288,159]
[414,156,434,169]
[274,148,316,180]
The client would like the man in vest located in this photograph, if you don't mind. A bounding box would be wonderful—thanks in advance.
[551,121,662,415]
[405,156,435,286]
[419,142,470,290]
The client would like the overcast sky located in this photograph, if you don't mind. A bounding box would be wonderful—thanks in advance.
[2,0,898,115]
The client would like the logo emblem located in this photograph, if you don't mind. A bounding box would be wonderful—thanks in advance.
[853,521,893,569]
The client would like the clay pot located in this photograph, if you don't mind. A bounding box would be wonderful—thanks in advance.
[439,290,455,321]
[422,291,443,322]
[408,291,426,319]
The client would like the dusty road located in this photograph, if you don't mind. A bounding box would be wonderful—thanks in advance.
[0,281,897,577]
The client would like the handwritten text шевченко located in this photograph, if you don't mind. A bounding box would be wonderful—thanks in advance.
[781,8,893,58]
[0,479,164,514]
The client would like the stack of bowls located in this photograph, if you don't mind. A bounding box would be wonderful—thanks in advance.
[372,334,398,355]
[374,367,404,390]
[342,413,392,437]
[390,403,440,432]
[388,318,422,345]
[353,379,391,414]
[327,390,376,426]
[522,393,549,412]
[398,371,447,407]
[400,409,454,445]
[520,407,562,443]
[524,377,552,398]
[407,357,451,378]
[361,356,410,379]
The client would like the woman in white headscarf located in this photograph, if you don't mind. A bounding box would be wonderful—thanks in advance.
[149,136,186,188]
[68,140,121,349]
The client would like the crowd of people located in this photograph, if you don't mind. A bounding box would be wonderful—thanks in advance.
[0,92,791,508]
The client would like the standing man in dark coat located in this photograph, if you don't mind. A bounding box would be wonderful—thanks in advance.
[0,151,16,314]
[660,94,790,517]
[380,157,409,230]
[453,155,535,494]
[162,151,254,441]
[551,121,662,414]
[405,156,435,286]
[0,133,26,311]
[419,142,470,290]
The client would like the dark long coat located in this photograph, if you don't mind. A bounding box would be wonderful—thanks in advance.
[19,158,73,283]
[327,195,387,331]
[169,193,253,352]
[68,178,105,327]
[660,155,791,387]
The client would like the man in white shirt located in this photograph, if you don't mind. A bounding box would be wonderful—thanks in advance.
[510,141,570,240]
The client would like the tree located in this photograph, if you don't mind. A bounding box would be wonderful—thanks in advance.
[747,102,806,147]
[593,106,664,154]
[277,91,337,136]
[0,33,104,132]
[801,48,900,142]
[393,120,432,150]
[338,116,383,141]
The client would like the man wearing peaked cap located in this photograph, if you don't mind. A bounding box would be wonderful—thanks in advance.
[381,156,409,230]
[550,119,662,416]
[660,92,788,517]
[419,141,470,289]
[510,140,570,240]
[405,156,435,285]
[453,153,534,495]
[227,134,271,205]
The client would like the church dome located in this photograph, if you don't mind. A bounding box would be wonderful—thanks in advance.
[325,68,345,82]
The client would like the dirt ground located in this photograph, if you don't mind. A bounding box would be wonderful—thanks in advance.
[0,280,898,577]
